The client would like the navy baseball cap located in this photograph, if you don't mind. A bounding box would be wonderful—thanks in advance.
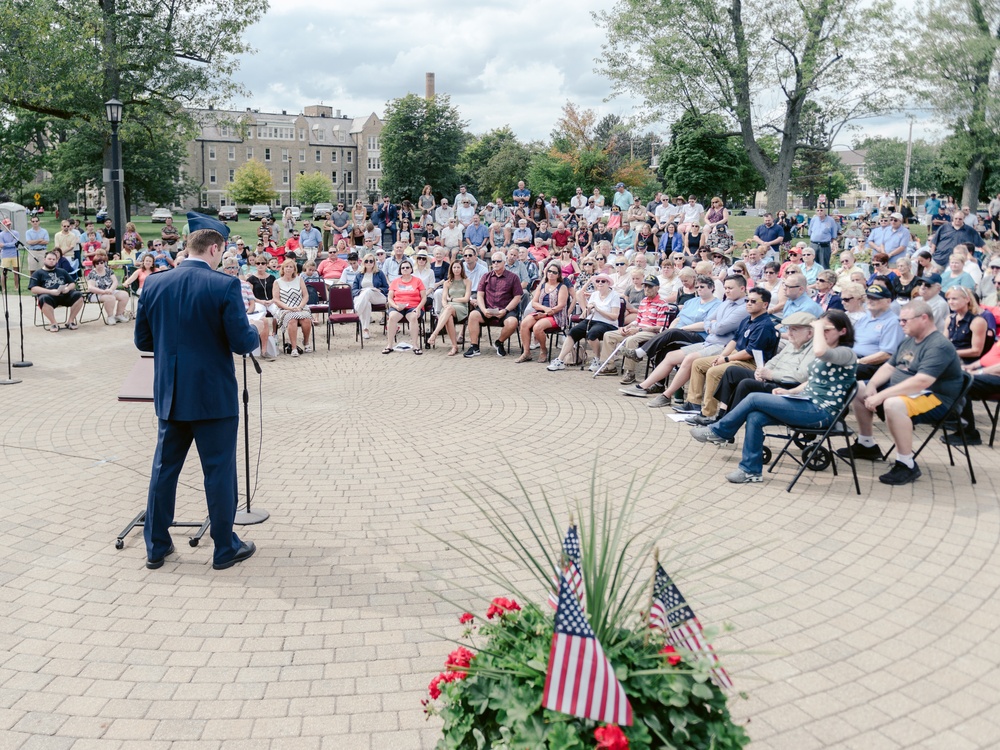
[915,273,942,286]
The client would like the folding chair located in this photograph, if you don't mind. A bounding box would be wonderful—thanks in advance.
[305,281,330,333]
[878,371,977,484]
[980,395,1000,448]
[762,383,861,495]
[326,285,363,349]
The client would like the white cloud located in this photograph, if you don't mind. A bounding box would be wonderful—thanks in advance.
[226,0,941,145]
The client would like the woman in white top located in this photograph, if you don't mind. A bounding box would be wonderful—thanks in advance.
[274,259,313,356]
[548,273,622,372]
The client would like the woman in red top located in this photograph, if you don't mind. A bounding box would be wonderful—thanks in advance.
[382,259,427,355]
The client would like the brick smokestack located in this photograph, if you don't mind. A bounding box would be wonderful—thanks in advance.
[425,73,435,100]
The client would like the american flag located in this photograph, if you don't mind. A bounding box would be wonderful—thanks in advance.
[547,524,585,610]
[542,571,633,725]
[649,563,733,690]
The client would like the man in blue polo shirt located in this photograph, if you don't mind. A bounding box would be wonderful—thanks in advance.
[297,220,323,263]
[24,216,49,272]
[867,212,911,260]
[612,182,633,211]
[928,211,983,270]
[753,213,784,260]
[923,193,940,226]
[773,271,823,321]
[852,282,904,380]
[512,180,531,205]
[807,206,839,268]
[464,213,489,255]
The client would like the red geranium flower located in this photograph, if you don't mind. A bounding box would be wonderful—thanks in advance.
[659,644,682,666]
[427,670,462,700]
[485,596,522,619]
[446,646,474,674]
[594,724,629,749]
[459,612,474,624]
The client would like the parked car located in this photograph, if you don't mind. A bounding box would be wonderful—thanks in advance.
[285,206,302,220]
[312,202,334,221]
[218,206,239,221]
[95,206,108,222]
[249,204,273,220]
[150,207,173,223]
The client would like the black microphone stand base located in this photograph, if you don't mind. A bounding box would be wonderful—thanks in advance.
[12,361,32,368]
[0,377,22,385]
[235,508,270,525]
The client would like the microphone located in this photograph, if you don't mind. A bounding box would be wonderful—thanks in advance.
[247,352,262,374]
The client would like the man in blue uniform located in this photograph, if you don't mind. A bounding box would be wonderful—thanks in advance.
[134,213,261,570]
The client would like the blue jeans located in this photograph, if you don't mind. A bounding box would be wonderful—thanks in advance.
[710,393,834,475]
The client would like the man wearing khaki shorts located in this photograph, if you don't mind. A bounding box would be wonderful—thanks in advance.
[0,219,20,292]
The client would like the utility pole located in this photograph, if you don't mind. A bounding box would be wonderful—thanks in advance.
[901,117,914,203]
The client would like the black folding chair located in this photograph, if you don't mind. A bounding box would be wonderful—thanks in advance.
[880,371,977,484]
[763,383,861,495]
[980,395,1000,448]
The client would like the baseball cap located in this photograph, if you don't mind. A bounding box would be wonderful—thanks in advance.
[989,257,1000,269]
[915,273,942,286]
[784,312,817,327]
[890,212,903,220]
[615,182,625,188]
[642,275,660,287]
[865,283,893,299]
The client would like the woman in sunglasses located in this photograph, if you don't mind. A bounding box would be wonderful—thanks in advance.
[515,263,570,363]
[351,252,389,340]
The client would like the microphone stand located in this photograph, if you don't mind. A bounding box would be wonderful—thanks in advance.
[0,269,22,385]
[235,352,269,525]
[10,253,32,368]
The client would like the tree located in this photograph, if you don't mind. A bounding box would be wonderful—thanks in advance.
[790,151,855,209]
[855,137,940,200]
[0,0,266,217]
[907,0,1000,206]
[657,111,764,204]
[293,172,333,207]
[597,0,891,212]
[380,93,468,201]
[593,114,659,178]
[457,127,539,200]
[228,161,277,206]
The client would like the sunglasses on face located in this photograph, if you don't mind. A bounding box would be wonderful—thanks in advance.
[491,260,504,264]
[594,280,609,284]
[464,254,475,258]
[256,262,267,266]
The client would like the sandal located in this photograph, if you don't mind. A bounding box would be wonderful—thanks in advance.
[427,335,437,349]
[413,348,423,355]
[537,351,549,362]
[47,324,59,333]
[67,321,79,330]
[514,352,533,363]
[447,346,458,356]
[381,346,393,354]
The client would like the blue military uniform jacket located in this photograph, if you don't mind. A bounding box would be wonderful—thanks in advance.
[134,258,259,421]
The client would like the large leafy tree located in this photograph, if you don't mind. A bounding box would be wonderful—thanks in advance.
[657,110,764,205]
[855,137,940,201]
[0,0,266,215]
[458,127,539,201]
[906,0,1000,206]
[597,0,891,212]
[293,172,333,207]
[228,161,277,206]
[379,93,468,202]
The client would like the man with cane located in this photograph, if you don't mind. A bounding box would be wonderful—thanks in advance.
[134,213,260,571]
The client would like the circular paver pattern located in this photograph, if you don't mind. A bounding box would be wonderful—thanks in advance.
[0,309,998,749]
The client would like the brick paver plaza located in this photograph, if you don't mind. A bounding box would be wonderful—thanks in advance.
[1,312,998,749]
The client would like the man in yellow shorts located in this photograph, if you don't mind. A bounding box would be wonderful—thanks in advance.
[837,299,964,485]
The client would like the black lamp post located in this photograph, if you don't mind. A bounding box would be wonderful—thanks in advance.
[105,98,124,254]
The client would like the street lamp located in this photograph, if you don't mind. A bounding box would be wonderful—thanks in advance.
[105,98,124,255]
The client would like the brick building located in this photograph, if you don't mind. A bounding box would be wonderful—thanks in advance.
[184,104,383,210]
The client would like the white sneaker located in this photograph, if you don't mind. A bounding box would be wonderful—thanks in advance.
[116,314,129,323]
[547,358,566,371]
[290,349,300,358]
[530,340,540,350]
[362,330,371,340]
[106,316,117,325]
[304,343,313,353]
[588,357,600,372]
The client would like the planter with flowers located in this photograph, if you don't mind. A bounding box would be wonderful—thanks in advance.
[422,474,751,749]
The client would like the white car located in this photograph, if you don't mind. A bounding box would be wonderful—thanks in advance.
[150,207,173,223]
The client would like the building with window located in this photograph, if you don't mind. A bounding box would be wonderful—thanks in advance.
[184,104,382,210]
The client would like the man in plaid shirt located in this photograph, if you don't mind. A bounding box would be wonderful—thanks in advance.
[596,275,671,381]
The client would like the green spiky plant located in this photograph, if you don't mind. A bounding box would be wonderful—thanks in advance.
[421,466,751,750]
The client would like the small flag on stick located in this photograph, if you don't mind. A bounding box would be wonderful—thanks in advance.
[543,571,633,725]
[649,563,733,690]
[547,522,584,610]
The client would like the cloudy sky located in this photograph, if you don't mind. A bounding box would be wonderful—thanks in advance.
[228,0,941,147]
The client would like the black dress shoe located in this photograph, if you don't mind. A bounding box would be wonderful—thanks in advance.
[213,540,257,570]
[146,543,176,570]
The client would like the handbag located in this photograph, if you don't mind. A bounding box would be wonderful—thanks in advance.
[265,334,279,359]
